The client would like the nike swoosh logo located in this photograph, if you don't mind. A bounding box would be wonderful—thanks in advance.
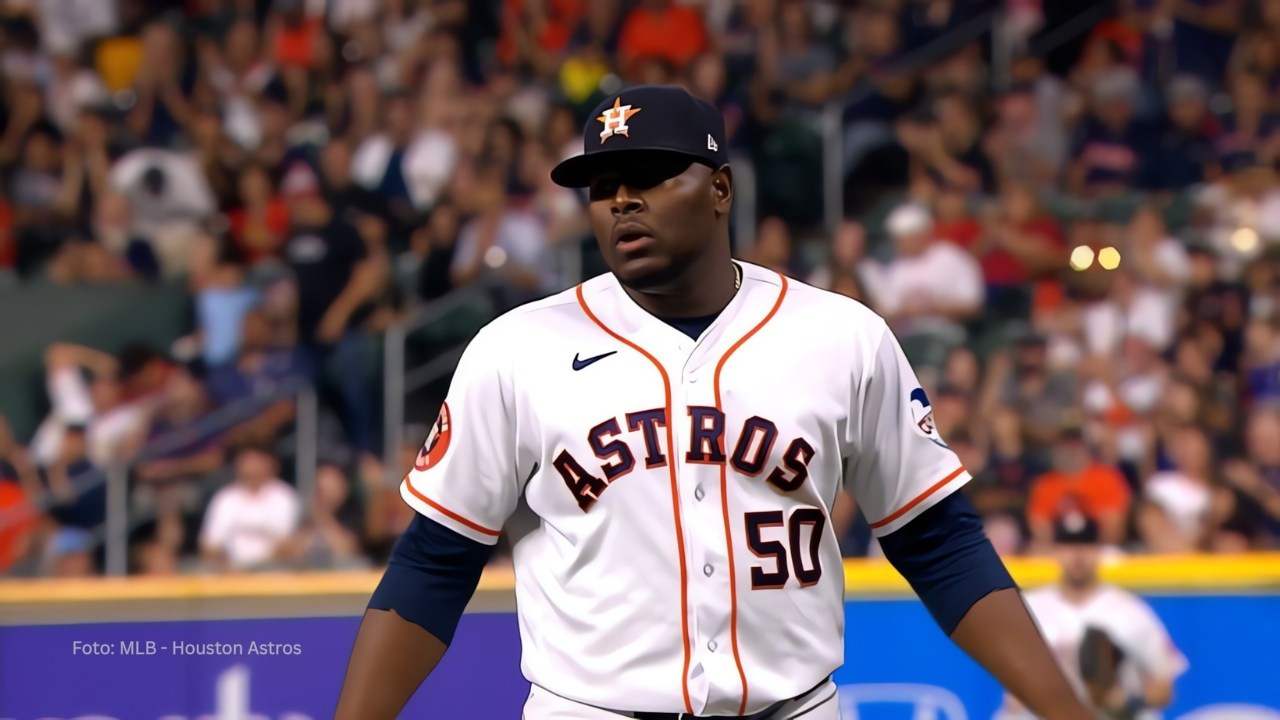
[572,351,617,371]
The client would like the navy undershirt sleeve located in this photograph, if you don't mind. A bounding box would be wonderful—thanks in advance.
[877,490,1016,636]
[367,513,494,645]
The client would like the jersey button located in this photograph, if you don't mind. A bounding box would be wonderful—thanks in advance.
[694,486,705,501]
[688,375,699,384]
[703,564,713,577]
[707,640,718,652]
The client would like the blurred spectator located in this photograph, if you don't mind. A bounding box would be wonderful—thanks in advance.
[518,135,589,247]
[838,5,910,178]
[1124,205,1191,296]
[904,91,997,195]
[1182,243,1247,373]
[45,43,109,140]
[1140,425,1218,553]
[967,406,1043,550]
[1145,75,1217,191]
[201,16,278,154]
[497,0,585,78]
[1244,315,1280,409]
[993,333,1078,448]
[8,119,82,278]
[984,65,1069,189]
[34,0,120,59]
[204,308,303,447]
[281,160,384,459]
[351,90,458,227]
[131,363,223,557]
[862,202,984,354]
[187,239,263,368]
[1219,408,1280,547]
[198,443,300,572]
[753,0,836,123]
[274,462,365,569]
[1216,69,1280,169]
[228,163,291,265]
[1067,67,1147,196]
[30,343,148,469]
[807,220,868,295]
[686,51,744,145]
[361,428,422,565]
[1083,267,1177,362]
[749,216,796,276]
[413,199,463,301]
[449,159,558,306]
[41,425,106,577]
[930,182,982,251]
[106,146,217,279]
[616,0,708,80]
[981,185,1066,308]
[1027,419,1132,552]
[127,20,197,149]
[1197,157,1280,275]
[941,345,982,398]
[0,415,40,574]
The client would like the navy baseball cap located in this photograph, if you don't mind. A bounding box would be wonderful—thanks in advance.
[550,85,730,188]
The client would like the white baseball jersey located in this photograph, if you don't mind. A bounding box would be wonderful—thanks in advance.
[401,262,970,715]
[1000,584,1188,720]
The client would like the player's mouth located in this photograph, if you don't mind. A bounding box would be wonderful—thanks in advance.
[613,223,656,252]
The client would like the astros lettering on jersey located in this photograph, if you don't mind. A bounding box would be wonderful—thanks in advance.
[401,262,971,716]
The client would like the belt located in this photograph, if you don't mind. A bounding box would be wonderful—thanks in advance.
[628,678,829,720]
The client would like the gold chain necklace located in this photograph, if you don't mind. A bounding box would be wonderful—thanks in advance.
[733,262,742,289]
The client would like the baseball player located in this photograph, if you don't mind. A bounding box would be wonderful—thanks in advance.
[999,514,1187,720]
[338,85,1094,720]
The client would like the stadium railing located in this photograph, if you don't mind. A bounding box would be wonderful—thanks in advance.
[0,377,319,577]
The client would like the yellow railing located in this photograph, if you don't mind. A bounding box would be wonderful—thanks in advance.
[841,552,1280,594]
[3,554,1280,607]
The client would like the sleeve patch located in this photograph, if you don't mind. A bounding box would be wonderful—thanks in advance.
[908,388,948,448]
[415,402,454,471]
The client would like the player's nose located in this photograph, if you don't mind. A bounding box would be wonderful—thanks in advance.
[609,186,645,216]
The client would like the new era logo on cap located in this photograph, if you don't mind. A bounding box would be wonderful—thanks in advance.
[550,85,730,188]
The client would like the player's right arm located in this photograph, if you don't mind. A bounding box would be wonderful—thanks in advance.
[337,516,494,719]
[337,325,524,720]
[844,319,1092,720]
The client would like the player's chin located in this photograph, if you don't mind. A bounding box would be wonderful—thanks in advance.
[610,255,680,291]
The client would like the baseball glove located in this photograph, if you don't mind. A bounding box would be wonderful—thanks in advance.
[1078,626,1126,716]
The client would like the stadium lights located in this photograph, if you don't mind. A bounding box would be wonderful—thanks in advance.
[1069,245,1123,271]
[1070,245,1095,271]
[1231,227,1260,253]
[1097,246,1121,270]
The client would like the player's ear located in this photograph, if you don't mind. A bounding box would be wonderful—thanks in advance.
[711,166,733,215]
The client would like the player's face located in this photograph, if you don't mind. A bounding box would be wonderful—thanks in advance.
[1057,542,1100,589]
[587,153,731,292]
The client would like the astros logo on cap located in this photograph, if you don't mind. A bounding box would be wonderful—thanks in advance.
[414,402,453,471]
[598,97,641,144]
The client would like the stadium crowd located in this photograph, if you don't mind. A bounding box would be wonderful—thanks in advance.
[1,0,1280,578]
